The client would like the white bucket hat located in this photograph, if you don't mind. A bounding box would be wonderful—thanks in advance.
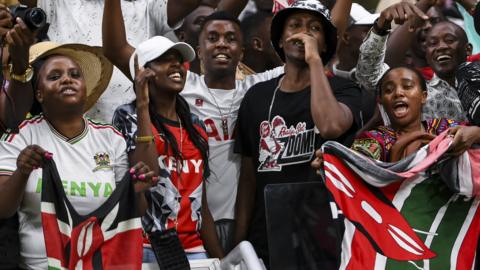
[128,36,196,79]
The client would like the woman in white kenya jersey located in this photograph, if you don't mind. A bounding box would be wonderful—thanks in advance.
[0,41,156,269]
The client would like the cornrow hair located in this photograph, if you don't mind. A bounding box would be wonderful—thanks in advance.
[148,94,210,180]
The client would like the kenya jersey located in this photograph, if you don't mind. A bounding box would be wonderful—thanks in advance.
[0,115,129,269]
[113,103,208,252]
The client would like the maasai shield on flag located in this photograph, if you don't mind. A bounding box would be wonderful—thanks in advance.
[41,159,143,270]
[321,132,480,270]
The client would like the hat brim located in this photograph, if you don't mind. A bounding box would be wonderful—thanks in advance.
[128,41,196,79]
[271,8,337,64]
[351,14,379,26]
[29,42,113,112]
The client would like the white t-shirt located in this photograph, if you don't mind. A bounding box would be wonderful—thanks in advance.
[181,67,284,221]
[0,115,128,270]
[38,0,175,123]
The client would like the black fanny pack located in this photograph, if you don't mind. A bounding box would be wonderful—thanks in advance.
[149,228,190,270]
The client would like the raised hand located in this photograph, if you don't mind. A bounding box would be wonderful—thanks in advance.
[0,4,13,37]
[311,149,324,175]
[6,17,36,73]
[133,55,156,108]
[16,145,52,176]
[129,161,158,193]
[377,2,429,33]
[447,126,480,156]
[286,32,322,65]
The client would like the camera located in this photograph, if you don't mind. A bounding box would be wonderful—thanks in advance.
[10,5,47,31]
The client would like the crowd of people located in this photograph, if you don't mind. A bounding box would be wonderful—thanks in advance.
[0,0,479,269]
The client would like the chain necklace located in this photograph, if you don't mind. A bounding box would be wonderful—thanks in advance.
[177,114,183,173]
[175,114,183,229]
[268,76,285,122]
[206,86,238,137]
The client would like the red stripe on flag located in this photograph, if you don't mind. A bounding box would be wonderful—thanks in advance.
[467,149,480,196]
[42,212,68,269]
[455,204,480,270]
[100,227,143,269]
[346,229,377,270]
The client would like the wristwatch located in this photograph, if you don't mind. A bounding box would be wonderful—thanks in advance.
[9,64,34,83]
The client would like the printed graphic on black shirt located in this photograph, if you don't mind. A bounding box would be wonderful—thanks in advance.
[258,116,315,172]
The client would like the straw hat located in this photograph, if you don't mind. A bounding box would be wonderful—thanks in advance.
[29,42,113,112]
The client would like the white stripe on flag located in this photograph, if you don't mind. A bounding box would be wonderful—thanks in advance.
[458,153,474,197]
[423,195,457,270]
[57,219,71,237]
[48,257,68,270]
[405,147,429,171]
[103,218,142,241]
[374,253,387,270]
[42,202,71,237]
[450,197,480,270]
[41,202,56,214]
[340,220,356,270]
[391,175,426,210]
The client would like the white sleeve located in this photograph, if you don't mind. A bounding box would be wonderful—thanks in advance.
[355,29,390,92]
[242,66,285,90]
[147,0,182,35]
[0,133,29,176]
[111,131,129,183]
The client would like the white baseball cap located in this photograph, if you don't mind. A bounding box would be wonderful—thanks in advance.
[129,36,195,79]
[350,3,379,26]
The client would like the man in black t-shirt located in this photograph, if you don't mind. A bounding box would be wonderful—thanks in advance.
[233,0,361,267]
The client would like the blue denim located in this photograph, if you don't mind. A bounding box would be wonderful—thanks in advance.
[142,247,208,262]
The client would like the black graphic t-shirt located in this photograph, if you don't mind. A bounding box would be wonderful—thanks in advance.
[234,74,361,264]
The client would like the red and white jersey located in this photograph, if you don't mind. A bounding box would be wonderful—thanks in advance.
[181,67,284,221]
[0,115,128,270]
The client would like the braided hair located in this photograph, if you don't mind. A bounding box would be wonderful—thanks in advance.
[148,94,210,179]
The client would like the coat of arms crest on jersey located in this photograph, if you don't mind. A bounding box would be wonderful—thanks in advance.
[93,152,112,172]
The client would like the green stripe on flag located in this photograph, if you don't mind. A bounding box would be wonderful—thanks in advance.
[428,194,472,269]
[385,176,453,269]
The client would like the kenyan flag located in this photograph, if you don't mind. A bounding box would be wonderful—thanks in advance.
[41,159,143,269]
[321,132,480,270]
